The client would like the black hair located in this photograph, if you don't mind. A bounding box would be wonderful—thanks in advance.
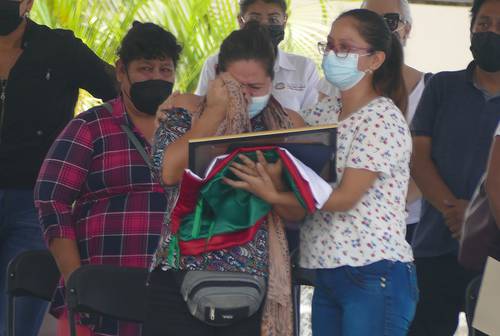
[239,0,287,15]
[117,21,182,67]
[337,9,408,114]
[218,21,276,80]
[470,0,490,31]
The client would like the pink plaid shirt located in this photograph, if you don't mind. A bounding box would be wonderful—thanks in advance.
[35,98,166,335]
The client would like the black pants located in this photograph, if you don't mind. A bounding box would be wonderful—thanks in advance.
[405,223,417,244]
[142,269,262,336]
[408,255,479,336]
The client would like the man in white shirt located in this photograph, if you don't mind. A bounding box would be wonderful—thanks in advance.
[195,0,319,112]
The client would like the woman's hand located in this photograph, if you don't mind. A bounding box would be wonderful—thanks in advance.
[223,158,280,205]
[255,151,286,191]
[224,151,307,220]
[229,151,286,190]
[205,76,230,122]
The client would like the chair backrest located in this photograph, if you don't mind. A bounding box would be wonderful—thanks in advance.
[6,250,60,300]
[65,265,148,323]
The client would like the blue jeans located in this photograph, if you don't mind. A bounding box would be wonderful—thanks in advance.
[0,189,49,336]
[312,260,418,336]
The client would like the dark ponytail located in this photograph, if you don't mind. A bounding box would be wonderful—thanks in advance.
[337,9,408,114]
[374,33,407,114]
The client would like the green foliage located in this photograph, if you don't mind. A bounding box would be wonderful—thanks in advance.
[30,0,357,112]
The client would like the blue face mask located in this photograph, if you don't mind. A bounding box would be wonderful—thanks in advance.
[247,93,271,119]
[322,51,366,91]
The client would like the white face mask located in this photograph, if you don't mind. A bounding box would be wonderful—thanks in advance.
[322,51,366,91]
[247,93,271,119]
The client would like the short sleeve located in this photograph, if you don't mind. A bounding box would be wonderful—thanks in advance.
[317,78,339,98]
[411,75,441,137]
[300,96,340,126]
[496,121,500,136]
[346,108,411,176]
[151,108,192,186]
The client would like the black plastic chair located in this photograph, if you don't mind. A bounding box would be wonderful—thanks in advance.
[65,264,148,336]
[5,249,60,336]
[465,275,489,336]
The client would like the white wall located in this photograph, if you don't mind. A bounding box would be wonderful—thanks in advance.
[288,1,473,74]
[406,4,472,73]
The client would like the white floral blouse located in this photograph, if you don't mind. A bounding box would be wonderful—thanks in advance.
[299,96,414,269]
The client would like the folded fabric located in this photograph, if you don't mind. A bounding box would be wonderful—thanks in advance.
[169,146,332,257]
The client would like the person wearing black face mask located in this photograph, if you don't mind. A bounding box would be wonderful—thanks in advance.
[0,0,25,35]
[195,0,320,113]
[33,21,181,336]
[470,30,500,73]
[409,1,500,335]
[0,1,118,336]
[128,79,174,116]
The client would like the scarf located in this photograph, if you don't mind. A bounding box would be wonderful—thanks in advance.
[194,73,294,336]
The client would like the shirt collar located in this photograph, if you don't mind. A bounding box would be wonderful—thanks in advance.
[274,49,296,72]
[467,61,500,100]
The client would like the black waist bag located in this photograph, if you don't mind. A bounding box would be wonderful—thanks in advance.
[180,271,266,326]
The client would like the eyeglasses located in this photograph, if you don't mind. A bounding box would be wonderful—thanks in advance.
[382,13,407,32]
[317,41,373,58]
[241,15,285,26]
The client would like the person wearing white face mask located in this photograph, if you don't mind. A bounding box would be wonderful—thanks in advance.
[247,93,272,118]
[228,8,416,335]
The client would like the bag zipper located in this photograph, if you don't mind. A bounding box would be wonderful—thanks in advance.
[0,79,7,145]
[188,280,261,300]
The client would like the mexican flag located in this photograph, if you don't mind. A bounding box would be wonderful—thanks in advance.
[169,146,332,257]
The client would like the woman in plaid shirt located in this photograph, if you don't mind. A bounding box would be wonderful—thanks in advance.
[34,22,182,336]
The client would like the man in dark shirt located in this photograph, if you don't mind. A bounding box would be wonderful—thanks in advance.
[409,0,500,335]
[0,1,117,335]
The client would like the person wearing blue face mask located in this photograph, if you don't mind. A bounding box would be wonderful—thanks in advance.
[144,22,305,336]
[299,8,416,335]
[218,8,416,336]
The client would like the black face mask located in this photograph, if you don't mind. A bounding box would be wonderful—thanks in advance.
[129,80,174,116]
[470,32,500,73]
[0,1,23,36]
[267,24,285,48]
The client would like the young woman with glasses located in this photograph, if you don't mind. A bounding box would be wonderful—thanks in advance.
[229,8,418,335]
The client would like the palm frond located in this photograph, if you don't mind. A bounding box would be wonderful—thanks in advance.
[31,0,357,112]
